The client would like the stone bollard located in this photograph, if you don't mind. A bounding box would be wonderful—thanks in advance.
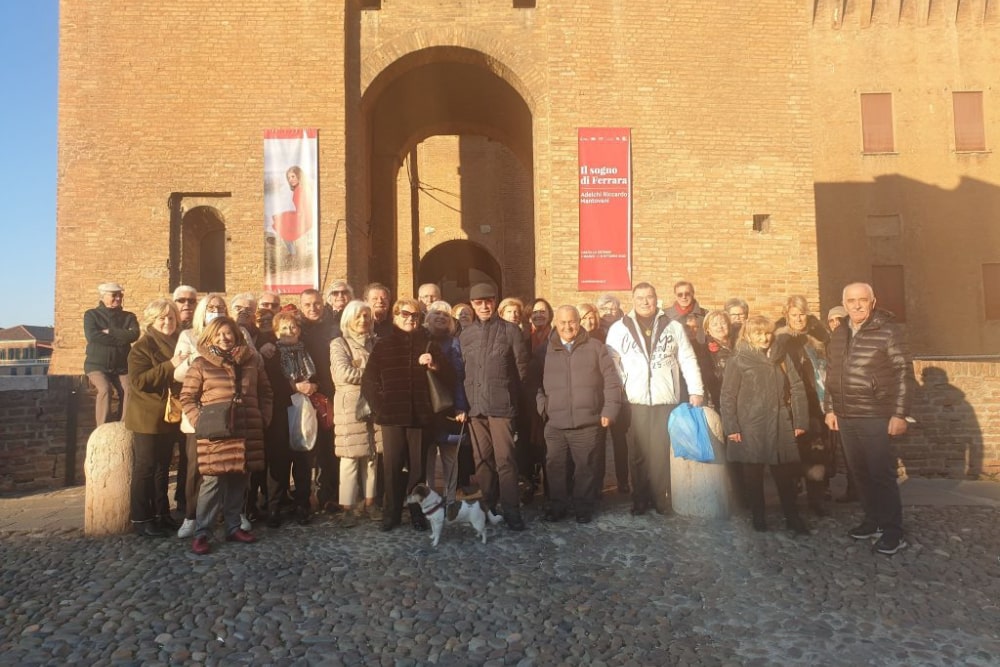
[84,421,134,536]
[669,406,733,519]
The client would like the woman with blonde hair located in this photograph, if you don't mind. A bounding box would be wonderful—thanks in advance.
[180,317,272,554]
[577,302,604,343]
[721,315,810,534]
[125,299,187,537]
[498,297,525,330]
[775,294,833,517]
[362,298,454,531]
[331,300,382,523]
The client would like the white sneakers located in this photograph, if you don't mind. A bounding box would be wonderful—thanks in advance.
[240,514,252,531]
[177,518,195,538]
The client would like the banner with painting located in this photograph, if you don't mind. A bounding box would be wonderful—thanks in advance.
[578,128,632,291]
[264,129,318,293]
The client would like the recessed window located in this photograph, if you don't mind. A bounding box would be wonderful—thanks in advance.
[752,214,771,233]
[872,265,906,322]
[953,91,986,152]
[513,0,536,7]
[984,264,1000,320]
[861,93,894,154]
[360,0,381,9]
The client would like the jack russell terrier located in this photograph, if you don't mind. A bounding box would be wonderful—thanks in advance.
[405,484,503,547]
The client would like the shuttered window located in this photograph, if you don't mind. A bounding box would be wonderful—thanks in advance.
[860,93,894,154]
[953,91,986,152]
[984,264,1000,320]
[871,265,906,322]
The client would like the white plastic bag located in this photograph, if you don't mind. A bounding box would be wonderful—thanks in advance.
[289,393,317,452]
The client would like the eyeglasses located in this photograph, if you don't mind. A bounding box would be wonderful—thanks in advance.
[398,310,420,320]
[259,302,279,309]
[232,305,253,312]
[106,292,123,299]
[174,297,196,305]
[675,292,693,298]
[330,290,350,296]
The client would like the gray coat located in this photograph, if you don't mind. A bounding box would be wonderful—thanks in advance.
[720,343,808,465]
[536,329,622,429]
[459,313,529,418]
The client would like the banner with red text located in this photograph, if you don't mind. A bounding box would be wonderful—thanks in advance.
[578,128,632,291]
[264,128,319,294]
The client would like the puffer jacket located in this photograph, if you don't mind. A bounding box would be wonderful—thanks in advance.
[459,313,530,418]
[605,310,704,406]
[823,310,913,419]
[362,325,454,428]
[83,303,140,374]
[179,344,273,473]
[537,329,622,429]
[720,342,809,465]
[331,332,382,457]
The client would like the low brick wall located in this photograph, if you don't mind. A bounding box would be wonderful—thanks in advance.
[905,358,1000,478]
[1,363,998,492]
[0,376,94,493]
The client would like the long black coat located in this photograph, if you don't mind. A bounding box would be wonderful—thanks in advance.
[361,325,453,428]
[720,343,809,465]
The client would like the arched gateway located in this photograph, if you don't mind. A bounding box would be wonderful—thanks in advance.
[356,46,535,302]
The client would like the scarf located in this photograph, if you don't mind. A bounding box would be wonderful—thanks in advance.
[145,326,180,361]
[673,302,694,316]
[208,344,238,366]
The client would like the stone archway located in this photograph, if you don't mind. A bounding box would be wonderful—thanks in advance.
[359,47,534,301]
[418,239,502,305]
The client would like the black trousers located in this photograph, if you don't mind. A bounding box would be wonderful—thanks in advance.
[130,431,175,523]
[381,425,429,523]
[313,427,339,508]
[741,462,801,522]
[265,408,312,514]
[183,433,204,521]
[839,417,904,540]
[609,405,630,490]
[545,423,604,514]
[627,404,675,512]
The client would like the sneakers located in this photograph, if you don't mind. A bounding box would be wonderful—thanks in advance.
[874,535,908,555]
[849,522,883,540]
[177,518,196,539]
[240,514,252,531]
[191,535,210,555]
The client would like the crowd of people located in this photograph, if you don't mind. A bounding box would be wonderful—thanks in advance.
[82,276,913,556]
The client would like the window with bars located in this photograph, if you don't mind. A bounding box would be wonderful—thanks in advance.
[860,93,894,154]
[953,91,986,152]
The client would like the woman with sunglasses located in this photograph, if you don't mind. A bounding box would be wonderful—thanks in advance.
[361,298,454,531]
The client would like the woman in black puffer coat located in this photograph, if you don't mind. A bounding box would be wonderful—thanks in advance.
[362,298,453,532]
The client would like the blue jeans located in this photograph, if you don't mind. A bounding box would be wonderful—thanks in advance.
[838,417,903,540]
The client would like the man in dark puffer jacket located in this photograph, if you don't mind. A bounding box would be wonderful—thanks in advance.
[824,282,915,556]
[537,306,622,523]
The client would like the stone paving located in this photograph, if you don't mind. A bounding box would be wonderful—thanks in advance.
[1,485,999,666]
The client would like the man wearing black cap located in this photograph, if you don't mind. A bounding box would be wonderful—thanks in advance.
[459,282,531,530]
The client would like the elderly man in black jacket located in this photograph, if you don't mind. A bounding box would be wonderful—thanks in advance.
[537,306,622,523]
[459,283,530,530]
[824,282,915,556]
[84,281,140,425]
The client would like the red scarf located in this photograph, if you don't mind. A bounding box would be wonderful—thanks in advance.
[673,302,694,316]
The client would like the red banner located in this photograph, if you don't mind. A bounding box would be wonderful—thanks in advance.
[578,128,632,291]
[264,129,319,294]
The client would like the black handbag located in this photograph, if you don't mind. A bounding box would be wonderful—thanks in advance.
[425,342,454,414]
[195,401,236,440]
[195,364,243,440]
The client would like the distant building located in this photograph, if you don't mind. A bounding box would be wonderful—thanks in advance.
[0,326,54,376]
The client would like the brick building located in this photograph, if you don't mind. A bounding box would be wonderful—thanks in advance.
[52,1,999,374]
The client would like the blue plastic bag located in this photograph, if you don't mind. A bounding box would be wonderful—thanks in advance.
[668,404,715,463]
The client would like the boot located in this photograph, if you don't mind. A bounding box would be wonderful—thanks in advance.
[503,505,526,531]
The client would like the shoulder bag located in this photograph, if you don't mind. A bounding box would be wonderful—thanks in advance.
[426,342,454,414]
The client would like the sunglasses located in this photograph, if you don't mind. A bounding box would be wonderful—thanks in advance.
[174,297,196,305]
[398,310,420,320]
[330,290,350,296]
[259,302,279,309]
[675,292,693,298]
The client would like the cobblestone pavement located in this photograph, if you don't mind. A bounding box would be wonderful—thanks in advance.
[1,495,998,666]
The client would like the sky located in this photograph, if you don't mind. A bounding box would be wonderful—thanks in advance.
[0,4,58,329]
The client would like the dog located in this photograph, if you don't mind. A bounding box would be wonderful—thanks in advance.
[405,484,502,547]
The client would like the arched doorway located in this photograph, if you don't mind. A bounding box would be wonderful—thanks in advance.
[418,240,502,305]
[359,47,535,302]
[180,206,226,293]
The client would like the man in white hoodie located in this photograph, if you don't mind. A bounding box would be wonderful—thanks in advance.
[605,282,704,516]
